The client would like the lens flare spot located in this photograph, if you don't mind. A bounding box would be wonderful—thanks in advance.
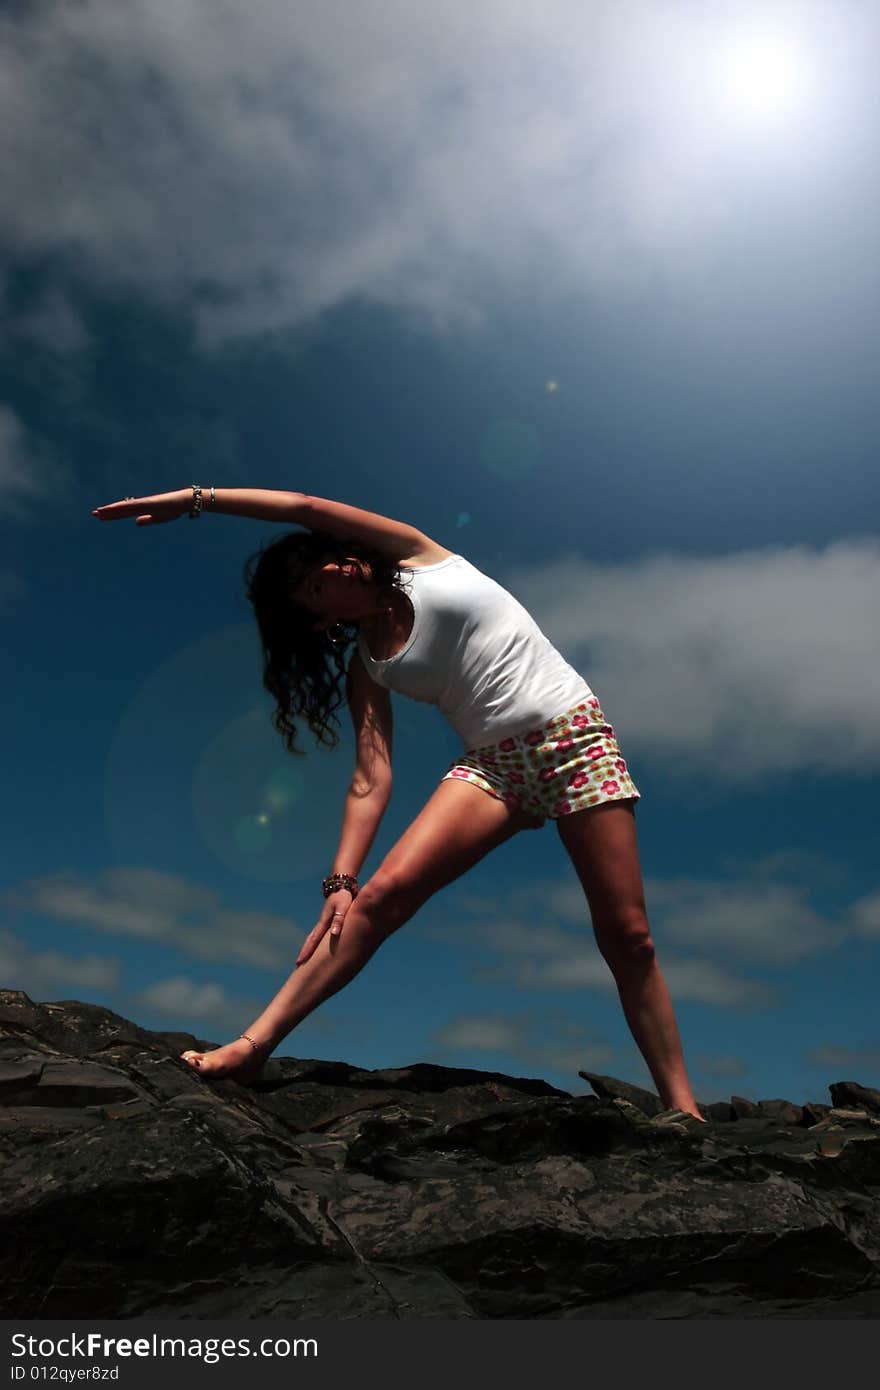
[233,814,272,854]
[545,379,560,393]
[104,625,344,885]
[263,767,306,812]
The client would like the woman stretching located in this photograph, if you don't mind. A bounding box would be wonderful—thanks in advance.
[93,485,705,1121]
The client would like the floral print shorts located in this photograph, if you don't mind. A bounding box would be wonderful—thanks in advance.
[441,694,640,825]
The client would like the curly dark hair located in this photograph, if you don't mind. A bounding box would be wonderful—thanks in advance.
[243,528,408,756]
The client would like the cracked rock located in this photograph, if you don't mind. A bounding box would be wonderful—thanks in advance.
[1,988,878,1319]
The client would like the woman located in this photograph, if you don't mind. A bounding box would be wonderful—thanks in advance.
[93,484,705,1121]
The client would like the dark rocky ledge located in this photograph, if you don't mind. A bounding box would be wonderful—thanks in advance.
[2,988,879,1320]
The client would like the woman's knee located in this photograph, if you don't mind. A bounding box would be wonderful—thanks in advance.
[594,908,656,971]
[354,870,419,935]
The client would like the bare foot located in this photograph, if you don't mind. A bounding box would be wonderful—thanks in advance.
[180,1037,268,1083]
[665,1107,709,1124]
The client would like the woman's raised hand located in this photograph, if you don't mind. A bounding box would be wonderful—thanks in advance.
[92,488,192,526]
[296,888,354,967]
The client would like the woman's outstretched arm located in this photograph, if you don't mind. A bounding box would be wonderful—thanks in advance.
[93,486,435,563]
[295,652,393,966]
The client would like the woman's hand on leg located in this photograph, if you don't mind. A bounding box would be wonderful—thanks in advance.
[297,889,354,966]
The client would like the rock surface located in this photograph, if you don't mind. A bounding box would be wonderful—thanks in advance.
[1,988,879,1320]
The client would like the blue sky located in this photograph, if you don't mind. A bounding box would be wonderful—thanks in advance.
[1,0,877,1106]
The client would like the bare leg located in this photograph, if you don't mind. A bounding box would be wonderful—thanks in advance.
[180,918,393,1080]
[613,956,704,1116]
[556,801,706,1121]
[181,779,541,1079]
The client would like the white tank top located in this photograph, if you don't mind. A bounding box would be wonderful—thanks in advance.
[356,553,592,749]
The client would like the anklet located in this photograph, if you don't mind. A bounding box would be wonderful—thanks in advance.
[240,1032,266,1052]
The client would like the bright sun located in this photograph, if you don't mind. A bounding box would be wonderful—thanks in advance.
[720,32,810,124]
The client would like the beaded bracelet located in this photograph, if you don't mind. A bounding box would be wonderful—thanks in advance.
[188,483,216,518]
[322,872,359,899]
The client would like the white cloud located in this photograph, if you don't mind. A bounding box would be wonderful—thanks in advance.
[443,909,776,1006]
[2,866,301,970]
[0,1,873,344]
[644,878,841,966]
[719,848,847,888]
[479,944,776,1007]
[848,890,880,940]
[0,927,120,996]
[807,1042,880,1071]
[503,536,880,780]
[431,1011,616,1076]
[431,1012,755,1097]
[137,974,262,1026]
[450,865,859,967]
[434,1016,524,1053]
[0,404,71,515]
[433,860,879,1007]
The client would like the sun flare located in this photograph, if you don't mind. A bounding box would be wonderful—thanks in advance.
[720,31,810,124]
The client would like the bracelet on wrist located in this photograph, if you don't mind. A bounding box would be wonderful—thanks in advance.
[322,872,359,899]
[188,484,216,518]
